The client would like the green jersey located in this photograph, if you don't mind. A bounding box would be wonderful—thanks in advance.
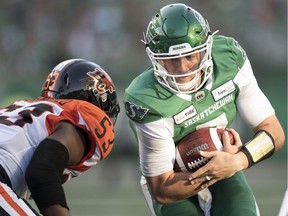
[123,35,274,177]
[124,34,273,216]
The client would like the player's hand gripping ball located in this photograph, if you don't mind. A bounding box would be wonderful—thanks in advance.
[174,128,234,172]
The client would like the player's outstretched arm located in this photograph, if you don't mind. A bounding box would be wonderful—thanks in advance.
[26,121,88,215]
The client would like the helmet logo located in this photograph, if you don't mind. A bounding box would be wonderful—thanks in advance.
[168,43,192,54]
[86,69,115,97]
[193,11,210,35]
[145,21,158,45]
[42,70,60,91]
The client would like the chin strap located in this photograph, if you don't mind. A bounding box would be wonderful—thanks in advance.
[240,130,275,168]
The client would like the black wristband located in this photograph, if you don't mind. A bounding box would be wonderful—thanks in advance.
[25,138,69,212]
[240,130,275,168]
[239,146,254,168]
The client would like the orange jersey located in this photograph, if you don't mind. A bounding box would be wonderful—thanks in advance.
[0,97,115,198]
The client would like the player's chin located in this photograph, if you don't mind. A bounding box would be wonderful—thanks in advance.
[175,77,193,83]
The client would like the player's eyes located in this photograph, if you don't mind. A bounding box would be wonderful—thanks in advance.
[186,54,197,60]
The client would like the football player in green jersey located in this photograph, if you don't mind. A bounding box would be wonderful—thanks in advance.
[123,3,285,216]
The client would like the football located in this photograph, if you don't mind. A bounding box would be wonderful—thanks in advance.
[174,127,234,172]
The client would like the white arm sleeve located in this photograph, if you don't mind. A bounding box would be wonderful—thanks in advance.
[234,58,275,128]
[134,118,175,177]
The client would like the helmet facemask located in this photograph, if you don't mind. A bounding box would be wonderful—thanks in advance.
[85,68,120,125]
[90,88,120,125]
[146,33,214,94]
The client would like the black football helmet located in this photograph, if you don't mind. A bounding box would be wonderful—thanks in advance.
[41,59,120,124]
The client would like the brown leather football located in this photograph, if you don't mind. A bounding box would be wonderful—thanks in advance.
[174,127,234,172]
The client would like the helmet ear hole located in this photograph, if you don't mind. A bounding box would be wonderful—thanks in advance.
[63,74,69,87]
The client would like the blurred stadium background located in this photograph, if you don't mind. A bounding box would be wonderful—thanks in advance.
[0,0,286,215]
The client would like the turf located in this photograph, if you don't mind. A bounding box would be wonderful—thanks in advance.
[28,159,286,216]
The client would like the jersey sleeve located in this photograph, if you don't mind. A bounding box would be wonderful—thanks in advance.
[213,35,247,71]
[73,101,115,160]
[133,118,176,177]
[45,100,115,171]
[234,58,275,128]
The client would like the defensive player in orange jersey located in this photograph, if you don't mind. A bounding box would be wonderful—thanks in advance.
[0,59,120,216]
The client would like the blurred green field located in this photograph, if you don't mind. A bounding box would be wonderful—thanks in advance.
[28,157,286,216]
